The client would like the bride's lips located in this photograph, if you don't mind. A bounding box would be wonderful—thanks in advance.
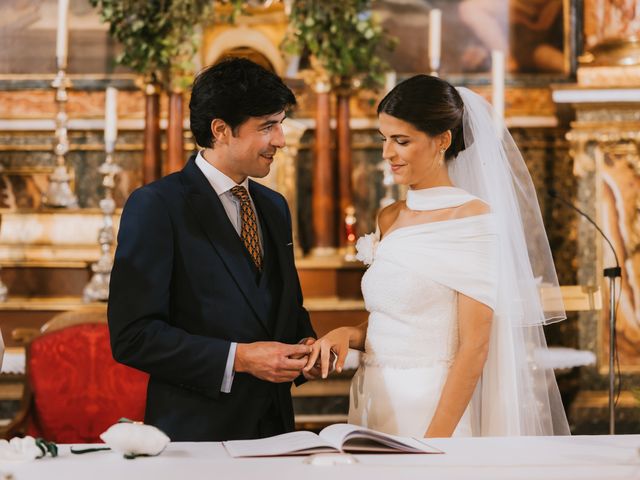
[390,163,406,172]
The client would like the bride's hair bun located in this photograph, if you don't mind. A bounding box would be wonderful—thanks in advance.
[378,75,465,162]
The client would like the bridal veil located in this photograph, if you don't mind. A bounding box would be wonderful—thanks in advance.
[450,87,570,436]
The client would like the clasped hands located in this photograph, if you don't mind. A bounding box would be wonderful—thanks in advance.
[235,329,350,383]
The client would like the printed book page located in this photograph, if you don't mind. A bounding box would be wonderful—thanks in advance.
[319,424,442,454]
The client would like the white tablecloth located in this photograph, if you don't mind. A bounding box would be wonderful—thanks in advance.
[3,435,638,480]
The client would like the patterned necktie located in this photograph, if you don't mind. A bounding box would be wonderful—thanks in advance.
[230,185,263,272]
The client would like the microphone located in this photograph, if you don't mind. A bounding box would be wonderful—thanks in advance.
[547,188,621,278]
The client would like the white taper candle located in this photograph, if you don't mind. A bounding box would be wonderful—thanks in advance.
[104,87,118,147]
[384,71,396,95]
[491,50,505,127]
[428,9,442,74]
[56,0,69,69]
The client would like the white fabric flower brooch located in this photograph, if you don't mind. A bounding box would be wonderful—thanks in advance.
[0,436,43,461]
[100,422,170,458]
[355,232,379,266]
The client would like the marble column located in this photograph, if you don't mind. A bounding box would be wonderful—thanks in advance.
[166,90,185,175]
[143,82,162,184]
[336,86,353,249]
[311,80,337,256]
[254,118,307,257]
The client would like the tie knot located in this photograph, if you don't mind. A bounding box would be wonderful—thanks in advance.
[230,185,250,202]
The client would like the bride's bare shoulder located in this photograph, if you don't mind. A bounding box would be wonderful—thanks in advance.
[454,198,491,218]
[378,201,405,236]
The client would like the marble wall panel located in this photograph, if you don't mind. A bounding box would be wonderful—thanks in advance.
[0,89,147,119]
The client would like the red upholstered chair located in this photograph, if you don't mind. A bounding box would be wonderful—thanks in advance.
[4,307,148,443]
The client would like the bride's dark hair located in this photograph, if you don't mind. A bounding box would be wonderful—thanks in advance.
[378,75,465,161]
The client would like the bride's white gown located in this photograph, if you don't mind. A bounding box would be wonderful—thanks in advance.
[348,194,498,437]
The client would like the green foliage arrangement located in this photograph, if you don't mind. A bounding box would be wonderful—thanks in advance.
[89,0,244,89]
[282,0,395,90]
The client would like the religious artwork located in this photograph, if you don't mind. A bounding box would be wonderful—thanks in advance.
[599,142,640,370]
[0,0,127,74]
[374,0,573,75]
[584,0,640,49]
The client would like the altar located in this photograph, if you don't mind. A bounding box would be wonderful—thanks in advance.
[2,0,640,440]
[4,435,638,480]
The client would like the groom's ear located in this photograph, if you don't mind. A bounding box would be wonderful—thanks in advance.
[210,118,229,146]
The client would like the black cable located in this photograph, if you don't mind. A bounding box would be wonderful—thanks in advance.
[548,189,620,269]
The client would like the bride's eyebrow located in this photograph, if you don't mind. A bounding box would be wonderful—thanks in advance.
[377,130,409,138]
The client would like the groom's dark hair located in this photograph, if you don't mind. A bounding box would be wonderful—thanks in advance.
[378,75,466,162]
[189,57,297,148]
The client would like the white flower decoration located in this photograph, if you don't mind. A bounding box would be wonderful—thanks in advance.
[355,232,379,266]
[0,436,42,461]
[100,422,170,458]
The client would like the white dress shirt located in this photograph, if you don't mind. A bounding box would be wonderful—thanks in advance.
[195,151,263,393]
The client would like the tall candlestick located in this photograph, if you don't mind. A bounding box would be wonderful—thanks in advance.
[43,69,77,208]
[56,0,69,69]
[83,140,122,302]
[104,87,118,149]
[491,50,505,128]
[429,9,442,76]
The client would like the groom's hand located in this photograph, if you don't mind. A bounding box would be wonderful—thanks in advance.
[296,337,324,380]
[234,341,311,383]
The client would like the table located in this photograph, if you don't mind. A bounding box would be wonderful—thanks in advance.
[3,435,638,480]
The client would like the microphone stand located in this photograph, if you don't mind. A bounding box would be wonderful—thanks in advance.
[549,189,621,434]
[604,265,621,434]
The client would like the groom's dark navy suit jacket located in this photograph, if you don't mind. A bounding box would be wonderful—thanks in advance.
[108,155,315,441]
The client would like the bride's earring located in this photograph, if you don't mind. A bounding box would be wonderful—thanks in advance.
[438,149,446,167]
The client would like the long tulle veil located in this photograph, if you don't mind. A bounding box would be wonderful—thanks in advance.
[451,87,569,435]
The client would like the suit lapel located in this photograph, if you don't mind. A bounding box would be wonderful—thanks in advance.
[250,182,294,341]
[181,158,270,335]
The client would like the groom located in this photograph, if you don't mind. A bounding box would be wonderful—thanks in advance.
[108,58,317,441]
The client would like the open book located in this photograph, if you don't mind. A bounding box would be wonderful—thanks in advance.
[223,424,443,457]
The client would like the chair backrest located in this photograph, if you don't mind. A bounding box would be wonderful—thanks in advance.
[26,310,148,443]
[40,305,108,334]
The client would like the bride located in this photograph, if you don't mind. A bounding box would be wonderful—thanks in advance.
[304,75,569,438]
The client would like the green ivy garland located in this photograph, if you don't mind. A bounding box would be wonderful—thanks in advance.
[89,0,244,89]
[282,0,395,90]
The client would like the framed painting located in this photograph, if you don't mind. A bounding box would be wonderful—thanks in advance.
[374,0,582,79]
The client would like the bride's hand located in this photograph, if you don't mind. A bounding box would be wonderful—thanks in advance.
[303,327,350,379]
